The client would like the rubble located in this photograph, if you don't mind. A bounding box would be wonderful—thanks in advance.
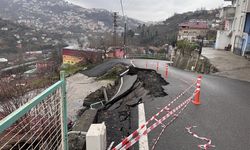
[70,65,170,148]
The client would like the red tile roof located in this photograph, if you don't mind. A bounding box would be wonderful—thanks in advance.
[179,21,209,29]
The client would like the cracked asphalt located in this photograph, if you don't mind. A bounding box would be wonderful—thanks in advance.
[86,59,250,150]
[131,59,250,150]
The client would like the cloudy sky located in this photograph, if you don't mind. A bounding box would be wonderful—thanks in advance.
[66,0,230,21]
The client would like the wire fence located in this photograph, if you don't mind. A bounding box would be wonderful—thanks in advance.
[127,53,167,60]
[0,72,68,150]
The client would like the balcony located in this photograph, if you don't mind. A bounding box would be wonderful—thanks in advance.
[220,6,236,19]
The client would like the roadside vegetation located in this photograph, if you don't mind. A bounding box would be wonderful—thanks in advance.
[61,64,87,77]
[61,61,105,77]
[177,40,199,56]
[97,64,127,81]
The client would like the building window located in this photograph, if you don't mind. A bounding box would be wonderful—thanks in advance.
[233,17,237,31]
[242,0,246,11]
[239,16,244,31]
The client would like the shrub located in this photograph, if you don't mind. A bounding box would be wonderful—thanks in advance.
[177,40,199,56]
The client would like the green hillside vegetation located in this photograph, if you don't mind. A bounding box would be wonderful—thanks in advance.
[126,9,220,47]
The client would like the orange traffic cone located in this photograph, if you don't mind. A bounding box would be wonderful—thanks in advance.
[192,75,202,105]
[165,63,168,79]
[156,62,159,71]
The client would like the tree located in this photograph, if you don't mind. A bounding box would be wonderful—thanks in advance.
[177,40,199,56]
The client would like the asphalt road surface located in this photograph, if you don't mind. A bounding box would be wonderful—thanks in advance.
[128,59,250,150]
[85,59,250,150]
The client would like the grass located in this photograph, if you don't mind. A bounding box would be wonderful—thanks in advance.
[61,60,109,77]
[30,75,59,89]
[61,64,87,77]
[97,64,127,81]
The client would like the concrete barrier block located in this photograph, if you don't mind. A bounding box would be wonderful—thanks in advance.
[86,123,106,150]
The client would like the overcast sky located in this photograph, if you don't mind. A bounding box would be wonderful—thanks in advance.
[66,0,230,22]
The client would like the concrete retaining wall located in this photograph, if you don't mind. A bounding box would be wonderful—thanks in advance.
[173,49,218,74]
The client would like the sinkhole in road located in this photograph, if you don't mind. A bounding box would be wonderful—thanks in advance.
[127,66,169,97]
[94,66,169,146]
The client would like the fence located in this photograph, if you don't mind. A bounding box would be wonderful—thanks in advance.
[127,53,167,60]
[0,71,68,150]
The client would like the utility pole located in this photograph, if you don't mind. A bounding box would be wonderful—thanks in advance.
[120,0,127,56]
[124,22,127,47]
[113,12,118,47]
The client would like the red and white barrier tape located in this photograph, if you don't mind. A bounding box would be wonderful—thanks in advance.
[117,97,193,150]
[112,83,195,150]
[151,95,193,150]
[112,98,191,150]
[185,126,215,150]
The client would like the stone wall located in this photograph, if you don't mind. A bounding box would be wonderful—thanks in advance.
[173,49,218,74]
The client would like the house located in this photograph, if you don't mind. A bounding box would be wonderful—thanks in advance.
[215,4,236,49]
[0,58,8,63]
[25,51,43,56]
[177,20,209,42]
[62,46,102,65]
[218,0,250,56]
[0,58,8,67]
[36,61,56,73]
[24,68,37,77]
[106,47,125,58]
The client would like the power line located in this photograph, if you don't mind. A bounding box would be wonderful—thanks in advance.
[120,0,125,19]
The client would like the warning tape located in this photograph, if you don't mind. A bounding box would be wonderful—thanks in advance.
[118,97,193,150]
[150,95,192,150]
[112,83,195,150]
[185,126,215,150]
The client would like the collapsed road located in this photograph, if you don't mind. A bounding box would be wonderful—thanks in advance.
[69,59,250,150]
[96,66,169,147]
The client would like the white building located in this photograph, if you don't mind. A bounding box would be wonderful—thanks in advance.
[0,58,8,63]
[215,4,236,50]
[217,0,250,56]
[230,0,250,56]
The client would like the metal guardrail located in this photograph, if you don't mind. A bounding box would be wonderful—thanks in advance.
[0,71,68,150]
[127,53,167,60]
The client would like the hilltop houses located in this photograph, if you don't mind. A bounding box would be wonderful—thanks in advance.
[177,20,209,42]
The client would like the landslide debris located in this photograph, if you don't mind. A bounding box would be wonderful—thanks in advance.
[127,66,169,97]
[93,66,169,145]
[83,64,127,107]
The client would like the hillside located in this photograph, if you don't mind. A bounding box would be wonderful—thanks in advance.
[0,18,64,54]
[130,9,220,46]
[0,0,142,37]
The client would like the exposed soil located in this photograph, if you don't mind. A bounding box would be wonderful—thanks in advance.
[127,66,169,97]
[83,81,120,107]
[83,64,128,107]
[94,67,169,146]
[97,82,147,148]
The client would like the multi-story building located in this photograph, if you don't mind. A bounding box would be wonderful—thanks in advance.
[215,3,236,49]
[217,0,250,56]
[177,20,209,42]
[62,46,103,65]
